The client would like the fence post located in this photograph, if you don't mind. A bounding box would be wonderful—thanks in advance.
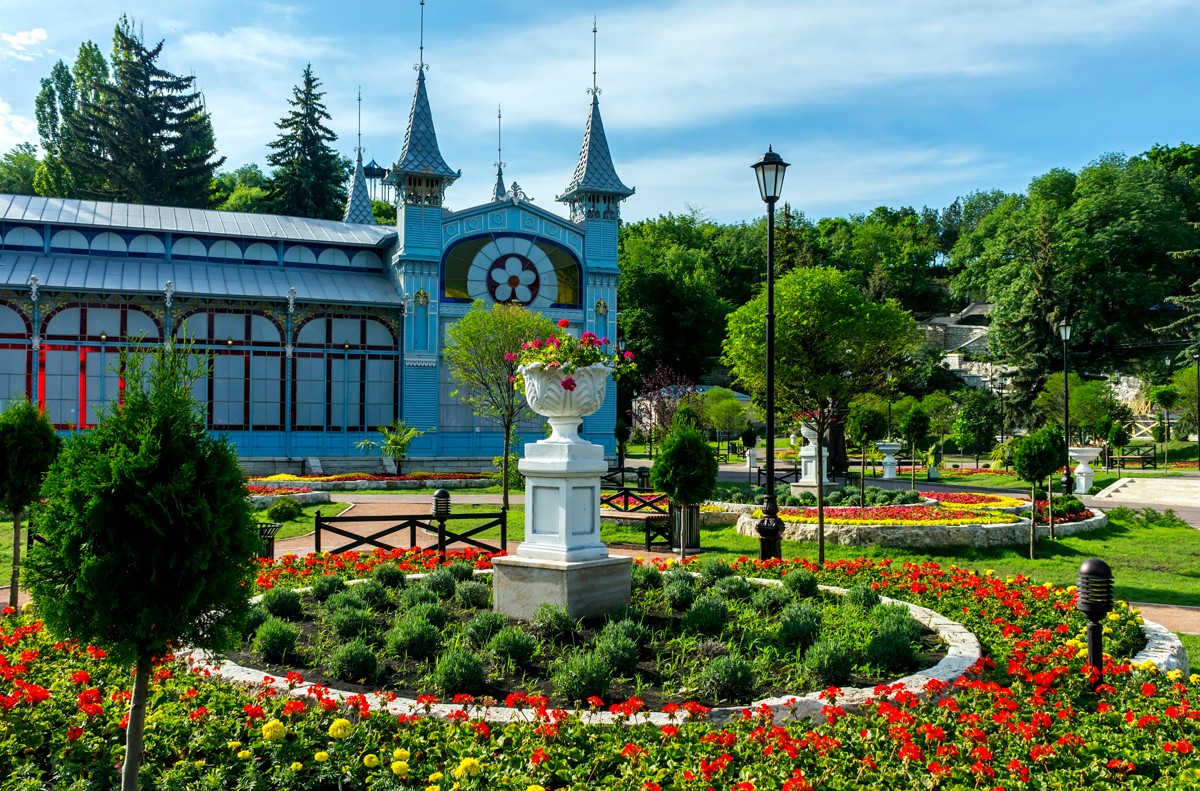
[314,511,322,554]
[500,508,507,553]
[637,467,650,490]
[433,489,450,555]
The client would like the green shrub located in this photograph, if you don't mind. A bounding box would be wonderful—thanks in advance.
[243,604,268,637]
[423,568,457,599]
[803,639,854,686]
[551,652,611,703]
[253,617,300,663]
[866,627,916,672]
[777,603,822,652]
[328,638,377,683]
[700,654,755,702]
[682,595,728,636]
[404,602,447,629]
[698,558,734,588]
[601,618,649,648]
[631,564,662,591]
[446,562,475,582]
[488,626,537,667]
[795,491,817,506]
[664,579,696,612]
[844,585,881,611]
[429,648,485,695]
[386,617,442,658]
[869,604,921,642]
[455,580,491,609]
[465,611,508,646]
[400,585,438,608]
[532,603,577,642]
[372,563,407,588]
[596,635,640,676]
[751,585,791,614]
[607,604,646,624]
[326,607,372,640]
[661,565,694,587]
[826,489,844,506]
[324,590,366,612]
[310,574,346,602]
[260,588,302,620]
[266,496,303,523]
[353,579,390,610]
[783,569,819,598]
[712,575,753,601]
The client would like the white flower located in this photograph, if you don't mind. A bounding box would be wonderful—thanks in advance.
[489,256,537,303]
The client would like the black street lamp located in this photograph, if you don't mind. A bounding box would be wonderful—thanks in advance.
[1059,319,1073,497]
[1076,557,1114,685]
[752,146,789,561]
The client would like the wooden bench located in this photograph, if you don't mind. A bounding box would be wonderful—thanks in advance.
[1103,447,1157,470]
[599,509,672,552]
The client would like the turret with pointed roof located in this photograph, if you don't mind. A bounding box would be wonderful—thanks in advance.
[344,151,376,224]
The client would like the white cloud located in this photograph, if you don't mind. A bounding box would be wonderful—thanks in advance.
[0,98,37,151]
[0,28,48,61]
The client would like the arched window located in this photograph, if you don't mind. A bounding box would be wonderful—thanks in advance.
[0,304,30,410]
[292,315,397,431]
[175,310,284,430]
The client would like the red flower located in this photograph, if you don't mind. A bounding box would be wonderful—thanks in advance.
[1141,682,1157,697]
[530,747,548,765]
[557,318,570,328]
[71,671,90,685]
[560,376,577,391]
[621,742,646,759]
[282,699,306,716]
[189,706,207,721]
[661,724,679,738]
[66,726,84,742]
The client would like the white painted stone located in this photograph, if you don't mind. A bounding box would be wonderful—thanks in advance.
[516,441,608,562]
[1133,617,1191,675]
[797,424,835,486]
[877,441,902,480]
[1069,446,1101,494]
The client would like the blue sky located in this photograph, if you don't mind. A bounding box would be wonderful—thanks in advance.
[1,0,1198,224]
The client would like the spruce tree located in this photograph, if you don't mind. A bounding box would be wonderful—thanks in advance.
[266,65,347,219]
[64,17,223,208]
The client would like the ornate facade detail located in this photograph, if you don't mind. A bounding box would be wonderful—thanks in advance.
[28,275,38,303]
[163,281,175,309]
[594,299,609,317]
[414,289,430,307]
[507,182,532,204]
[287,287,297,314]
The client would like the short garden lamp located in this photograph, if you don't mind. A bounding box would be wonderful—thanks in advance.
[751,146,789,560]
[433,489,451,520]
[1058,319,1073,496]
[1076,557,1113,682]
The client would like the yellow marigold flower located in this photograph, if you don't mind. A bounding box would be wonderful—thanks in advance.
[983,569,994,576]
[262,719,287,741]
[1103,627,1113,635]
[429,772,444,782]
[527,786,547,791]
[237,750,252,760]
[1107,612,1121,622]
[194,760,206,768]
[1136,617,1144,625]
[392,760,410,778]
[1167,669,1184,682]
[363,753,380,768]
[1066,585,1077,592]
[290,762,303,771]
[453,757,482,778]
[1189,674,1200,684]
[394,748,411,761]
[227,741,242,750]
[1076,649,1088,659]
[1139,660,1159,673]
[425,787,440,791]
[328,718,354,739]
[315,751,330,762]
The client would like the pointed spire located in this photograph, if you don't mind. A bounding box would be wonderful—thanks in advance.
[345,87,376,224]
[558,20,633,206]
[389,0,458,188]
[492,104,506,202]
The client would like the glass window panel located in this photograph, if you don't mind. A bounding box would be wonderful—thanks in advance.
[86,308,121,338]
[0,349,26,407]
[43,349,80,427]
[295,356,325,427]
[250,355,281,427]
[213,313,246,341]
[331,318,359,347]
[212,353,244,427]
[84,348,120,425]
[46,308,81,337]
[0,306,25,335]
[251,314,280,343]
[364,319,393,347]
[365,358,395,428]
[297,319,326,346]
[126,309,159,339]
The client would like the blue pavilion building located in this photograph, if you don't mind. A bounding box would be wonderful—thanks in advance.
[0,48,633,470]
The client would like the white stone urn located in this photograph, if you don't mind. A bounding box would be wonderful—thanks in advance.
[1069,446,1103,495]
[876,440,902,481]
[519,362,612,443]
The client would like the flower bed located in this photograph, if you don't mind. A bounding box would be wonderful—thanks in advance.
[248,485,314,496]
[921,491,1027,509]
[249,472,494,492]
[253,472,490,482]
[775,504,1021,527]
[940,467,1007,476]
[1,555,1193,789]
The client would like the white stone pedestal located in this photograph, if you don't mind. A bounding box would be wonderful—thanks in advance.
[798,425,834,486]
[1069,447,1102,495]
[492,436,631,619]
[877,441,902,481]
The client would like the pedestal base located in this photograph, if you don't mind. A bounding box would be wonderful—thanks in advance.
[492,554,632,620]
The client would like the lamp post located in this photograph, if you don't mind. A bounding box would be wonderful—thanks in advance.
[752,146,789,561]
[1059,320,1073,497]
[994,375,1007,471]
[1193,351,1199,471]
[1076,557,1114,686]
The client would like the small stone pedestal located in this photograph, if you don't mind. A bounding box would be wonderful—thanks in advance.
[492,431,631,620]
[1069,447,1102,495]
[877,441,902,481]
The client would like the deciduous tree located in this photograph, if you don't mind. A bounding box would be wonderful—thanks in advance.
[0,399,58,609]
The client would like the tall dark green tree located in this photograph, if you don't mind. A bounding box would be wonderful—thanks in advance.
[266,65,347,219]
[63,18,222,207]
[0,144,39,195]
[33,44,108,197]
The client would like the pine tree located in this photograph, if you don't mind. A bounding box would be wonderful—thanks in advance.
[63,17,223,208]
[266,65,347,219]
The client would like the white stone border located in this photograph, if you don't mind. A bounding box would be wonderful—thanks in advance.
[1132,617,1191,675]
[735,509,1108,549]
[193,575,981,725]
[248,491,332,510]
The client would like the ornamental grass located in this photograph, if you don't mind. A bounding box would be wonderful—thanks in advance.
[3,556,1196,789]
[764,504,1022,526]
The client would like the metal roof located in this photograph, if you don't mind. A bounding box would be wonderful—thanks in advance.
[391,70,458,181]
[343,153,378,225]
[0,193,396,247]
[0,253,404,306]
[558,95,634,203]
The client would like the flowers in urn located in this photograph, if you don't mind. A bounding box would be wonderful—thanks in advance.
[507,319,634,393]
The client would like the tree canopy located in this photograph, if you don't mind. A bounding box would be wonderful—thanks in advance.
[266,64,347,220]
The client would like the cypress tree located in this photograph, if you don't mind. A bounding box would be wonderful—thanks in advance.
[266,65,348,219]
[64,17,223,208]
